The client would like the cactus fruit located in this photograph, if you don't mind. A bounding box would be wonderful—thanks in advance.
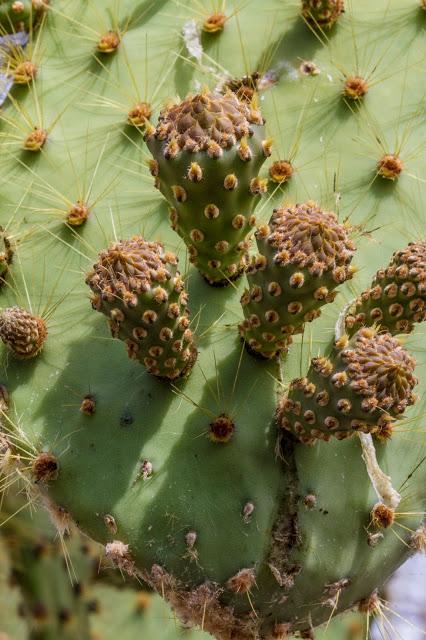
[277,327,417,444]
[85,237,197,380]
[146,90,269,285]
[239,202,355,359]
[345,242,426,337]
[0,1,426,639]
[0,307,47,359]
[301,0,344,28]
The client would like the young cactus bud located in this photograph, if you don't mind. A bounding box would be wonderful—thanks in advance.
[239,202,356,359]
[301,0,344,27]
[277,327,417,444]
[146,90,269,285]
[345,242,426,336]
[0,306,47,359]
[86,237,197,380]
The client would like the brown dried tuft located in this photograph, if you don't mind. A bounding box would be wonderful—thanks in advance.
[269,160,293,184]
[203,12,227,33]
[226,567,256,594]
[371,502,395,529]
[97,31,120,53]
[32,452,59,483]
[80,394,96,415]
[410,523,426,552]
[66,201,90,226]
[128,102,152,127]
[343,75,368,99]
[13,60,37,84]
[358,589,380,613]
[105,540,137,576]
[209,414,235,443]
[24,127,47,151]
[377,154,403,180]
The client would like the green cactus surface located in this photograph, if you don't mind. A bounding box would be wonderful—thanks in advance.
[0,1,425,639]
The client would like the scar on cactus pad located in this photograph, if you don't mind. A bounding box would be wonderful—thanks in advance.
[86,236,197,380]
[239,201,355,359]
[145,90,269,286]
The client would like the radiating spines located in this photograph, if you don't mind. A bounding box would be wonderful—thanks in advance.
[278,327,417,444]
[146,90,269,286]
[239,201,356,359]
[345,242,426,336]
[86,237,197,380]
[0,306,47,359]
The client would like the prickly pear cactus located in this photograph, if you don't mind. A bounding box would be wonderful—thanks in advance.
[0,1,426,639]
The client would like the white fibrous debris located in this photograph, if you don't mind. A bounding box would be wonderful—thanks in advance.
[182,20,203,62]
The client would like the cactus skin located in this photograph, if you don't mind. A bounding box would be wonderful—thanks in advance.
[0,1,425,639]
[278,327,417,444]
[146,91,269,285]
[86,237,197,380]
[301,0,344,27]
[239,202,355,359]
[345,242,426,337]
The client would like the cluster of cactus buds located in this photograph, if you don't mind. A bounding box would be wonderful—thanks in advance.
[86,237,197,380]
[278,327,417,444]
[239,202,356,358]
[345,242,426,336]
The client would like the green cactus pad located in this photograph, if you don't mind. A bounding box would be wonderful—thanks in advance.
[146,90,269,285]
[239,202,355,359]
[345,242,426,336]
[278,327,417,444]
[0,0,425,639]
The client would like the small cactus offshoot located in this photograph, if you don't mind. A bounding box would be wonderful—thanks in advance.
[239,202,355,358]
[146,90,269,285]
[278,327,417,444]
